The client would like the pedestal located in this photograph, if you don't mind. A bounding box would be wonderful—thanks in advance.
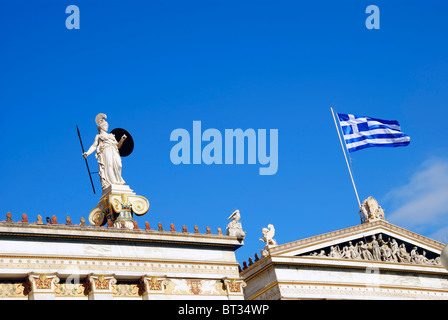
[89,184,149,229]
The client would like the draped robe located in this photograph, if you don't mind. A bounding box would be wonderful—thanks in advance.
[95,132,125,190]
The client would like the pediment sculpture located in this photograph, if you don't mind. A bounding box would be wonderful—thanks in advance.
[305,234,441,266]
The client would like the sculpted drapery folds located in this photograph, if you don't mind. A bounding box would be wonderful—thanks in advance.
[307,234,441,266]
[83,113,127,191]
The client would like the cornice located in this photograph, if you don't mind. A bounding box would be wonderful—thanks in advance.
[242,252,448,284]
[270,220,445,256]
[0,223,243,250]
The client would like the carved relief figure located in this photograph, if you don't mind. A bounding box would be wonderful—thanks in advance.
[359,241,373,260]
[411,247,420,264]
[390,238,399,262]
[200,280,221,295]
[349,241,360,260]
[380,242,392,262]
[419,251,429,265]
[170,279,190,295]
[371,235,381,261]
[397,244,411,263]
[329,245,341,258]
[306,234,441,266]
[341,246,351,259]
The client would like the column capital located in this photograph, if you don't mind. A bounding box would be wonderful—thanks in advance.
[86,274,117,299]
[140,275,168,299]
[223,278,246,296]
[27,273,60,300]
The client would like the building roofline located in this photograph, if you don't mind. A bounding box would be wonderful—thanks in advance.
[0,221,244,250]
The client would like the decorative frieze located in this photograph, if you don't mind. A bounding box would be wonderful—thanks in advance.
[305,234,442,266]
[54,282,87,297]
[113,283,141,298]
[0,282,27,298]
[0,210,246,300]
[168,278,227,296]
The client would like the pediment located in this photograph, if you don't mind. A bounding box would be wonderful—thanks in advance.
[270,220,445,266]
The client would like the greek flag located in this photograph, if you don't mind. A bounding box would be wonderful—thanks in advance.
[337,113,410,153]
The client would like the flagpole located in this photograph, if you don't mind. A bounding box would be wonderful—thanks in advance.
[330,107,361,208]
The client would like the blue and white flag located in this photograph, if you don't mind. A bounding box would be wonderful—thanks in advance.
[337,113,410,153]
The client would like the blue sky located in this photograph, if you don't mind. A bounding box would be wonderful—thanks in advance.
[1,0,447,264]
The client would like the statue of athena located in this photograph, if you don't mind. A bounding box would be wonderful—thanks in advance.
[82,113,127,191]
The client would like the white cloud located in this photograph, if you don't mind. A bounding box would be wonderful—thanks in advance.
[428,226,448,244]
[384,157,448,240]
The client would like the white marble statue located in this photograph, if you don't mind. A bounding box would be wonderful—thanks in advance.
[360,196,385,223]
[82,113,128,191]
[259,224,277,247]
[226,210,246,239]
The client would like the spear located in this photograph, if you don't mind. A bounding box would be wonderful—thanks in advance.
[76,125,96,194]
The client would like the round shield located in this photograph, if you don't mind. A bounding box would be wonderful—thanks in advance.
[111,128,134,157]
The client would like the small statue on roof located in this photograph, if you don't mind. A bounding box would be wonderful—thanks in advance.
[359,196,385,224]
[260,224,277,247]
[226,210,246,240]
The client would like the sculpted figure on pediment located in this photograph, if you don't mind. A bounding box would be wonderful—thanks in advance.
[397,244,411,263]
[349,241,361,259]
[341,246,350,259]
[377,234,386,246]
[306,234,441,266]
[371,235,382,261]
[411,247,422,264]
[419,251,429,265]
[390,238,399,262]
[359,241,374,261]
[329,245,341,258]
[380,243,392,261]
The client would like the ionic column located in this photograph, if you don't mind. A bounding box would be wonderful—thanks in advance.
[27,273,60,300]
[140,275,168,300]
[86,274,117,300]
[223,278,246,300]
